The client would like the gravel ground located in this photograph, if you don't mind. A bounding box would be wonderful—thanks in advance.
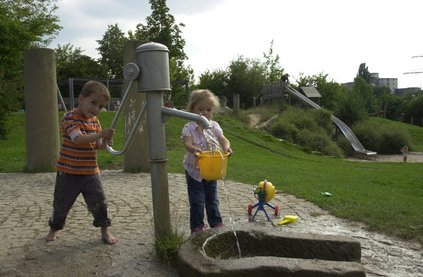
[0,170,422,276]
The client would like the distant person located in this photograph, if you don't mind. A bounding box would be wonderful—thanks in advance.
[280,73,290,84]
[46,81,118,244]
[114,100,121,111]
[401,145,408,163]
[181,89,233,234]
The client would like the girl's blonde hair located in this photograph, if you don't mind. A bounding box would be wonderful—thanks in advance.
[186,89,220,113]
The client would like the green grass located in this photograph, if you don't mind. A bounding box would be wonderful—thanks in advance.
[1,111,423,246]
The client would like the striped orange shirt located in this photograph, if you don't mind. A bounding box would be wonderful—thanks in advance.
[56,109,102,175]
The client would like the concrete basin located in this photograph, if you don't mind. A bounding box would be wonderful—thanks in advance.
[176,227,365,276]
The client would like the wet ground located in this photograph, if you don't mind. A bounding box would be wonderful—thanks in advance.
[0,171,422,276]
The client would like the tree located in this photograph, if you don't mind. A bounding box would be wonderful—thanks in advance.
[357,63,371,83]
[130,0,186,61]
[130,0,193,106]
[373,86,393,117]
[296,73,343,111]
[198,69,230,97]
[262,40,284,82]
[227,56,267,108]
[97,24,128,79]
[0,0,61,79]
[55,43,104,81]
[353,76,374,114]
[334,77,373,125]
[407,94,423,123]
[335,89,368,126]
[0,0,61,139]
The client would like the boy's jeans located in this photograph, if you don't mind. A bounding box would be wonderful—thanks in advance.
[185,171,222,231]
[48,172,111,230]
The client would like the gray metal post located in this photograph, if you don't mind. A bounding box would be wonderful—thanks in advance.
[136,42,172,239]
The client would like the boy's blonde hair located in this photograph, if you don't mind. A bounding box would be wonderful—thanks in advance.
[186,89,220,113]
[80,81,110,101]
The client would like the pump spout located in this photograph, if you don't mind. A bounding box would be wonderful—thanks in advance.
[162,107,211,129]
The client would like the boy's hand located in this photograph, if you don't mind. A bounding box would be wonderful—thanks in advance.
[102,128,115,139]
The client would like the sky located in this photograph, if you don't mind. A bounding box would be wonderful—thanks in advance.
[49,0,423,89]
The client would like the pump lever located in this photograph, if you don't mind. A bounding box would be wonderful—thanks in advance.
[105,63,146,156]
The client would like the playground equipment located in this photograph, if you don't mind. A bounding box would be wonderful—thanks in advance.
[247,180,279,221]
[104,42,211,240]
[283,84,377,157]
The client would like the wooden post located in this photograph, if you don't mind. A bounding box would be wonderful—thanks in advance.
[233,93,240,115]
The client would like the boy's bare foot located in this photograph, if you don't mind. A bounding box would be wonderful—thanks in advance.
[46,228,59,241]
[101,227,118,245]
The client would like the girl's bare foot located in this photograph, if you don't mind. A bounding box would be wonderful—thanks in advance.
[46,228,59,241]
[101,227,118,245]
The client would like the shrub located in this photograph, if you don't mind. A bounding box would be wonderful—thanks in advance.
[336,136,355,156]
[297,129,344,157]
[268,120,299,142]
[352,120,412,154]
[267,107,343,157]
[311,109,333,135]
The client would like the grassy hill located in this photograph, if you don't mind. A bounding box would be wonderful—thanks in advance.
[1,111,423,246]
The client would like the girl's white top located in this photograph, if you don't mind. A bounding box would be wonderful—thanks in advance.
[181,120,223,181]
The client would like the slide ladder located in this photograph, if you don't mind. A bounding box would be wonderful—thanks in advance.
[283,85,377,156]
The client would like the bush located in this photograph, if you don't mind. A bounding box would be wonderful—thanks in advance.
[336,136,355,156]
[310,109,333,135]
[266,107,343,157]
[352,120,412,154]
[0,75,22,140]
[297,129,344,157]
[269,120,299,142]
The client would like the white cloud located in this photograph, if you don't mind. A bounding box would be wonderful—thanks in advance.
[50,0,423,88]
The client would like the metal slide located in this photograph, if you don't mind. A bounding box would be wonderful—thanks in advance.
[284,85,377,156]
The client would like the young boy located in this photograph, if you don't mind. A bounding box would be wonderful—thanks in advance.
[46,81,117,244]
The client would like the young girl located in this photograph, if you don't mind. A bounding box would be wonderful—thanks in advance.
[181,89,232,234]
[401,145,408,163]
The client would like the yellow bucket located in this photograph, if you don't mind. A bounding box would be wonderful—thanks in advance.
[196,151,229,180]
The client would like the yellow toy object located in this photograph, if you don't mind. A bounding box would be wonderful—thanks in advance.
[278,215,298,225]
[258,180,276,202]
[247,180,279,221]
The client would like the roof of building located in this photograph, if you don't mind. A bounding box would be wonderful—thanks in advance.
[300,87,322,98]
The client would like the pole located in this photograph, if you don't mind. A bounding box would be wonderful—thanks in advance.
[24,48,60,172]
[136,42,172,239]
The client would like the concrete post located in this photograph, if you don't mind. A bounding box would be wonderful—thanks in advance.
[24,48,59,172]
[123,41,150,172]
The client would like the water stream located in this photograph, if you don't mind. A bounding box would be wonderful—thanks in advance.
[202,129,242,258]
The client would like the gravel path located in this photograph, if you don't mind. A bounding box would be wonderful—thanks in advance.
[0,171,422,276]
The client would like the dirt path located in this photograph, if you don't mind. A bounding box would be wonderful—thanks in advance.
[348,152,423,163]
